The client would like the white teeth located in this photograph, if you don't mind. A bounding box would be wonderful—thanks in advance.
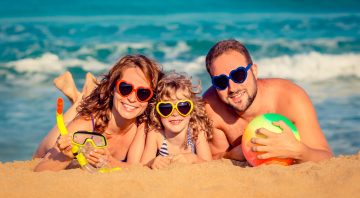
[230,91,244,99]
[123,103,137,111]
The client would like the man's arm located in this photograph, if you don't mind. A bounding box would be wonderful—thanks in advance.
[252,82,333,163]
[288,84,333,162]
[209,128,245,161]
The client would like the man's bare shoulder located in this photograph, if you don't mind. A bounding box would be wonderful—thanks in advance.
[203,86,227,115]
[202,86,239,126]
[261,78,307,97]
[260,78,311,111]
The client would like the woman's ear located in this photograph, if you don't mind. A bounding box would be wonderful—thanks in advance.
[251,63,258,79]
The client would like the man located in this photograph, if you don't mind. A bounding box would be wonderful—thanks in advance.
[203,39,332,163]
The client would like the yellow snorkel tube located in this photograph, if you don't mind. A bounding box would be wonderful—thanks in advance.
[56,97,121,173]
[56,98,80,155]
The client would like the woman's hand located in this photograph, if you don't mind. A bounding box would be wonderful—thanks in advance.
[56,135,75,159]
[86,148,114,168]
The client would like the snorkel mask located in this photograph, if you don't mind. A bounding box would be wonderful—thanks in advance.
[56,97,121,173]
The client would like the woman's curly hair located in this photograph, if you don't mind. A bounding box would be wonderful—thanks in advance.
[149,72,213,145]
[77,54,163,133]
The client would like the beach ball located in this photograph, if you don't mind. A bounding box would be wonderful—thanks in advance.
[242,113,301,166]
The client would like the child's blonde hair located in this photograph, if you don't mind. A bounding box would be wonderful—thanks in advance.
[149,72,213,143]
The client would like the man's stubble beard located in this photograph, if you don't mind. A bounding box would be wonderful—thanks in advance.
[228,82,257,114]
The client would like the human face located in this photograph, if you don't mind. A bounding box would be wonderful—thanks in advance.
[159,91,192,135]
[116,80,153,102]
[209,50,257,113]
[113,67,151,120]
[156,100,193,118]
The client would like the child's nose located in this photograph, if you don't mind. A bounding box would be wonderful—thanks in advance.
[172,108,180,116]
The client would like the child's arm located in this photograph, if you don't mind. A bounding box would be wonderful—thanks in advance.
[171,130,212,164]
[194,130,212,162]
[140,130,171,169]
[127,123,147,164]
[140,130,159,166]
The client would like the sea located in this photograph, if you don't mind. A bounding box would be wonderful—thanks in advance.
[0,0,359,162]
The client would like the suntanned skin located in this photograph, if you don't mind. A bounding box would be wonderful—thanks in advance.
[203,50,333,163]
[34,67,152,171]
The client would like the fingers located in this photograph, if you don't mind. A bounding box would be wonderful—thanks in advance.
[257,152,274,160]
[170,155,183,163]
[87,149,107,167]
[256,128,276,138]
[251,137,269,145]
[151,156,171,169]
[57,135,72,151]
[251,145,268,152]
[273,121,293,133]
[170,154,188,163]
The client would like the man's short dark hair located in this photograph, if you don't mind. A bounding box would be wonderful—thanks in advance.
[205,39,253,74]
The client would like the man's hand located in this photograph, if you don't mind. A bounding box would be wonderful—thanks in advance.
[251,121,302,160]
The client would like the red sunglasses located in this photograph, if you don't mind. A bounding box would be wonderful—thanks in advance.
[116,80,153,102]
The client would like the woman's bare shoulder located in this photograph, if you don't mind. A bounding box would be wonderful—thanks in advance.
[66,116,94,133]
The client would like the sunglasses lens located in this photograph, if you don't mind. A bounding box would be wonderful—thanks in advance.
[212,75,228,90]
[158,103,173,117]
[73,132,106,147]
[177,101,192,116]
[231,68,247,83]
[137,88,152,102]
[119,82,133,96]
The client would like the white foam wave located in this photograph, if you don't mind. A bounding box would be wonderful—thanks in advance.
[162,56,205,76]
[244,37,354,51]
[6,53,108,74]
[158,41,190,59]
[74,41,191,61]
[257,52,360,81]
[4,52,360,84]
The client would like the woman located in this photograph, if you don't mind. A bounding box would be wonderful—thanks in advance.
[34,54,163,171]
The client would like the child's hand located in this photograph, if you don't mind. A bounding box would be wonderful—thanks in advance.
[56,135,74,159]
[171,153,195,164]
[150,156,171,169]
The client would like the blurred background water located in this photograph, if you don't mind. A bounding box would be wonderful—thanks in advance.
[0,0,359,162]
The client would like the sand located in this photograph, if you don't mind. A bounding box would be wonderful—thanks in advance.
[1,153,360,198]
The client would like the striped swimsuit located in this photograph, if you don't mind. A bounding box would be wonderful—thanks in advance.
[157,128,195,156]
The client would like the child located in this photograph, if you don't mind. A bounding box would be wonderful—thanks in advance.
[141,72,213,169]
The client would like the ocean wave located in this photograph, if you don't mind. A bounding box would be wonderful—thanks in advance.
[5,53,108,74]
[2,51,359,86]
[165,52,360,82]
[257,52,360,81]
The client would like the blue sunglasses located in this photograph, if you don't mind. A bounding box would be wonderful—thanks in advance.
[211,63,253,90]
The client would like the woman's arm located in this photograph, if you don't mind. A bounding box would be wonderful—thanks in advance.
[33,99,81,159]
[33,117,93,171]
